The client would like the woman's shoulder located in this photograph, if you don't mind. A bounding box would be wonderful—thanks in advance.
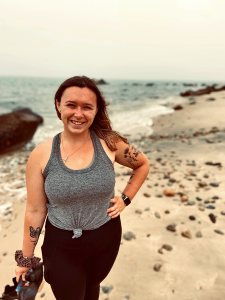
[27,136,55,173]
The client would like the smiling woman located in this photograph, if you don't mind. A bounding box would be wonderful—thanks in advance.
[15,75,150,300]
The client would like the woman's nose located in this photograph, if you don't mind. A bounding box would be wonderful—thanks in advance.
[74,107,83,117]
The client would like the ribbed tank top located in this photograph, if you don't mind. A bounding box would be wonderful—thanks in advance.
[43,128,115,238]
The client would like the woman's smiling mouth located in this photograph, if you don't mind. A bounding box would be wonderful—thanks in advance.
[70,120,85,125]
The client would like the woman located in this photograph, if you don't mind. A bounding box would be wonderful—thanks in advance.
[15,76,149,300]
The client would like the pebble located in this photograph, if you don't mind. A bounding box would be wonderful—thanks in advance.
[3,252,7,256]
[143,193,151,198]
[162,244,173,251]
[196,197,202,201]
[198,206,205,211]
[135,209,142,214]
[155,212,161,218]
[153,263,162,272]
[164,210,170,214]
[158,248,163,254]
[188,201,195,206]
[156,194,163,198]
[181,195,188,202]
[196,231,202,238]
[123,231,136,241]
[204,174,209,178]
[189,215,196,220]
[214,229,224,235]
[210,182,219,187]
[144,207,150,211]
[124,296,130,300]
[212,196,219,199]
[166,223,176,232]
[163,188,175,197]
[181,229,192,239]
[204,200,210,204]
[221,210,225,216]
[40,293,45,298]
[146,234,151,237]
[209,213,216,223]
[206,205,215,210]
[102,285,114,293]
[198,181,207,188]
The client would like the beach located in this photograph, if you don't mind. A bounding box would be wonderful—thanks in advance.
[0,90,225,299]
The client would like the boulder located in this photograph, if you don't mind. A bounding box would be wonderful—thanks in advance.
[146,83,154,86]
[0,108,43,154]
[94,79,108,85]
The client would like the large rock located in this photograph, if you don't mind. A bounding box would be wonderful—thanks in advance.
[0,108,43,154]
[180,85,225,97]
[94,79,108,85]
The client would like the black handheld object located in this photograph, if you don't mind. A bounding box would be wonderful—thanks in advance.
[0,262,43,300]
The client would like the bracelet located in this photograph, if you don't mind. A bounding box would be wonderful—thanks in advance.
[15,250,41,268]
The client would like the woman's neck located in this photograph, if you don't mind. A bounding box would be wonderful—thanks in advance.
[62,128,90,145]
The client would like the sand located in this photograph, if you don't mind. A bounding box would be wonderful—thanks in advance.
[0,90,225,300]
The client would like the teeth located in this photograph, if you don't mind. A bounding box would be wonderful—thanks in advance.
[72,121,83,125]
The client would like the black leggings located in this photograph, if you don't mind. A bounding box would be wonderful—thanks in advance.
[41,216,122,300]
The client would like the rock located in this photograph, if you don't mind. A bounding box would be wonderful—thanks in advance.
[0,108,43,154]
[196,231,202,238]
[214,229,224,235]
[173,105,183,110]
[144,207,150,211]
[158,248,163,254]
[205,162,222,167]
[204,174,209,178]
[153,263,162,272]
[162,244,173,251]
[221,210,225,216]
[163,188,175,197]
[146,234,151,237]
[123,231,136,241]
[181,195,188,202]
[156,194,163,198]
[166,223,176,232]
[199,206,205,211]
[146,83,154,86]
[125,295,130,300]
[40,293,45,298]
[180,85,225,97]
[188,201,195,206]
[102,285,113,293]
[155,212,161,218]
[95,79,108,85]
[196,197,202,201]
[3,252,7,256]
[206,97,215,101]
[204,200,210,204]
[209,213,216,223]
[143,193,151,198]
[135,209,142,214]
[210,182,219,187]
[189,215,196,220]
[198,182,207,188]
[206,205,215,209]
[181,229,192,239]
[212,196,219,199]
[164,210,170,214]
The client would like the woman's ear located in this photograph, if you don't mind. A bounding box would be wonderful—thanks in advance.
[56,100,61,113]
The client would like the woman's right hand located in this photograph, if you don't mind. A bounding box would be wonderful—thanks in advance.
[15,265,32,285]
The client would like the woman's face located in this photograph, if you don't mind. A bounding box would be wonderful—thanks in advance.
[56,86,98,135]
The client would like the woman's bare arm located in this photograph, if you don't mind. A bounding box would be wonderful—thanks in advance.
[22,145,48,258]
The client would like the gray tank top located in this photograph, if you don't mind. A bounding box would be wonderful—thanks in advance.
[43,128,115,238]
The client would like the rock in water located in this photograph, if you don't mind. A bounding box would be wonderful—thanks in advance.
[0,108,43,154]
[209,213,216,223]
[163,188,175,197]
[123,231,136,240]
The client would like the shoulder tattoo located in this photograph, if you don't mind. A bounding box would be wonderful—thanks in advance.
[124,144,143,168]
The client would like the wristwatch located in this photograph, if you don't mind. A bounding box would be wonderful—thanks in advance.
[121,194,131,206]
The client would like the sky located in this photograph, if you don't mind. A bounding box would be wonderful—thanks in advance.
[0,0,225,81]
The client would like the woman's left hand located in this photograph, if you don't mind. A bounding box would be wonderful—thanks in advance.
[107,196,126,218]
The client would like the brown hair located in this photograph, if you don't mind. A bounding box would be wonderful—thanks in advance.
[54,76,128,151]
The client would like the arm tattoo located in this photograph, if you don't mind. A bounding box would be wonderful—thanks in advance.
[124,144,143,168]
[128,173,135,184]
[29,226,41,246]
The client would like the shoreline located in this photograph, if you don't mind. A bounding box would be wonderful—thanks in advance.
[0,90,225,299]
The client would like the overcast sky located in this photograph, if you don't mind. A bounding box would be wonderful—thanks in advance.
[0,0,225,81]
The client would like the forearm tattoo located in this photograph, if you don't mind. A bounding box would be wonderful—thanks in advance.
[124,144,143,168]
[128,173,135,184]
[29,226,41,246]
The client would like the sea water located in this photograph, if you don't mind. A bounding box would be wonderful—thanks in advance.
[0,77,215,147]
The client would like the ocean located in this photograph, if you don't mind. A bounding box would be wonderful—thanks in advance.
[0,77,216,148]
